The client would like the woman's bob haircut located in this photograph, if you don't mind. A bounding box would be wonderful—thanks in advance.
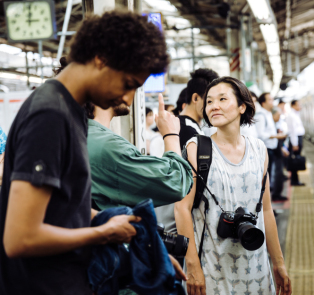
[202,76,256,127]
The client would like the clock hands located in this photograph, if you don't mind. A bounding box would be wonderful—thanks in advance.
[26,3,39,27]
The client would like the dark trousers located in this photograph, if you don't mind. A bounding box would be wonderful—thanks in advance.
[267,148,284,197]
[289,136,303,183]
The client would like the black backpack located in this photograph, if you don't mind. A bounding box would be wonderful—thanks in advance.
[182,134,212,260]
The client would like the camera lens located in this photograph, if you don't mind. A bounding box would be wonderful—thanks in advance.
[160,232,189,258]
[237,222,264,251]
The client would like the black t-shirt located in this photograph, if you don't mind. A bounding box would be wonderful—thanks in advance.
[179,115,203,150]
[0,80,92,295]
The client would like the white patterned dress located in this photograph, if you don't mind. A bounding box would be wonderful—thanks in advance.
[185,135,276,295]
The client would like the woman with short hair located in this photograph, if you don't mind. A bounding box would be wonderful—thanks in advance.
[175,77,291,295]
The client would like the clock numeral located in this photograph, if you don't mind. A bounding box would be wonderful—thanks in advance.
[42,25,46,30]
[44,17,49,22]
[34,5,37,10]
[15,14,20,18]
[23,31,26,36]
[41,10,45,15]
[11,20,16,24]
[15,27,20,32]
[30,32,33,37]
[36,30,40,35]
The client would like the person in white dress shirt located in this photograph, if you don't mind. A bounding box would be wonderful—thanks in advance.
[241,91,259,138]
[286,100,305,186]
[255,93,287,201]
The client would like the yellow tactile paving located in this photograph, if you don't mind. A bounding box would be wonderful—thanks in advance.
[285,169,314,294]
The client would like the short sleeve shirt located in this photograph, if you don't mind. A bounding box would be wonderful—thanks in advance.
[0,127,6,155]
[178,115,204,150]
[0,80,92,295]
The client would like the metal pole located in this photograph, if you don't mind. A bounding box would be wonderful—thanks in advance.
[191,26,195,71]
[258,51,263,91]
[57,0,73,61]
[249,14,255,82]
[226,14,231,58]
[38,40,44,83]
[240,15,247,82]
[294,31,300,75]
[25,51,30,88]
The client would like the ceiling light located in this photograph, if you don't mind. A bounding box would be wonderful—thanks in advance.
[266,42,280,56]
[260,24,278,43]
[269,56,281,65]
[247,0,271,20]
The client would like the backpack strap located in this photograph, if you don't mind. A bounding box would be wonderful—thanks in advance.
[195,135,212,260]
[194,135,212,209]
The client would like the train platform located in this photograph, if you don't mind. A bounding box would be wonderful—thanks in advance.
[275,139,314,294]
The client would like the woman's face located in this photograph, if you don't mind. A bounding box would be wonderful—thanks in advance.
[205,83,246,128]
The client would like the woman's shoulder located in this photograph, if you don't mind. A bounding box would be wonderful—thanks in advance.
[246,135,266,151]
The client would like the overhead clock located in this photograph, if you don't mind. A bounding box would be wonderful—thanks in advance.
[4,0,56,42]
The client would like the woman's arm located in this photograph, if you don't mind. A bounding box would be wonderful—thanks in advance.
[262,152,292,295]
[174,142,206,295]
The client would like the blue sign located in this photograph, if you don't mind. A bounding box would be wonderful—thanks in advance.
[143,13,165,93]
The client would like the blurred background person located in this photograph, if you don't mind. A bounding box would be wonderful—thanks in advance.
[241,91,258,138]
[179,68,219,149]
[165,104,175,113]
[255,93,287,202]
[286,100,305,186]
[0,126,6,187]
[276,99,288,135]
[146,107,164,157]
[271,107,287,201]
[172,88,187,116]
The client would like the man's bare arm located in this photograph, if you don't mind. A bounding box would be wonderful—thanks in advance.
[4,181,140,258]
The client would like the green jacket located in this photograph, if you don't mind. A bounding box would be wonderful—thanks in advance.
[87,119,193,210]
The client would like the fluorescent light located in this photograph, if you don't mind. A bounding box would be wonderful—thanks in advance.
[0,44,22,55]
[247,0,270,20]
[260,24,278,43]
[266,42,280,56]
[144,0,177,12]
[269,56,281,65]
[271,62,282,71]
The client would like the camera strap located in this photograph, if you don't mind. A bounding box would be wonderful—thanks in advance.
[255,172,268,218]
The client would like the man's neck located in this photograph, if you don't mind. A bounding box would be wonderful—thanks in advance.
[94,106,114,129]
[55,63,91,106]
[262,105,271,112]
[180,105,201,125]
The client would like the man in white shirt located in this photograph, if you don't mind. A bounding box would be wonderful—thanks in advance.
[286,100,305,186]
[255,93,287,201]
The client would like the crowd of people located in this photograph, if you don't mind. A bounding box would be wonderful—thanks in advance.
[0,9,304,295]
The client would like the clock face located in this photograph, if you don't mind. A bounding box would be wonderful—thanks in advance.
[5,1,55,41]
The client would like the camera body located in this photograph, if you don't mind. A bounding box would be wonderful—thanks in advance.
[217,207,264,251]
[157,223,189,258]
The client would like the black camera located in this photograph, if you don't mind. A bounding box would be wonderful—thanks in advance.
[157,223,189,258]
[217,207,264,251]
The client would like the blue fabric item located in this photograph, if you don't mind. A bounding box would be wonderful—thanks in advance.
[88,199,186,295]
[0,126,7,155]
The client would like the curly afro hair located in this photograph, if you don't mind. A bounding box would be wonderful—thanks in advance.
[186,68,219,104]
[68,11,169,74]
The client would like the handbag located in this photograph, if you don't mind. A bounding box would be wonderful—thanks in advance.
[287,154,306,171]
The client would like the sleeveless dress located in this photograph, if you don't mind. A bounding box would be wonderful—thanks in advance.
[185,135,276,295]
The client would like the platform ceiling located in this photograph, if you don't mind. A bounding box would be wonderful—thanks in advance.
[0,0,314,85]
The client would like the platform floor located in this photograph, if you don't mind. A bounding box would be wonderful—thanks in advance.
[280,140,314,294]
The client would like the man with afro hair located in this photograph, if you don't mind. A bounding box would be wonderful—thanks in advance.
[0,11,187,295]
[178,68,219,150]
